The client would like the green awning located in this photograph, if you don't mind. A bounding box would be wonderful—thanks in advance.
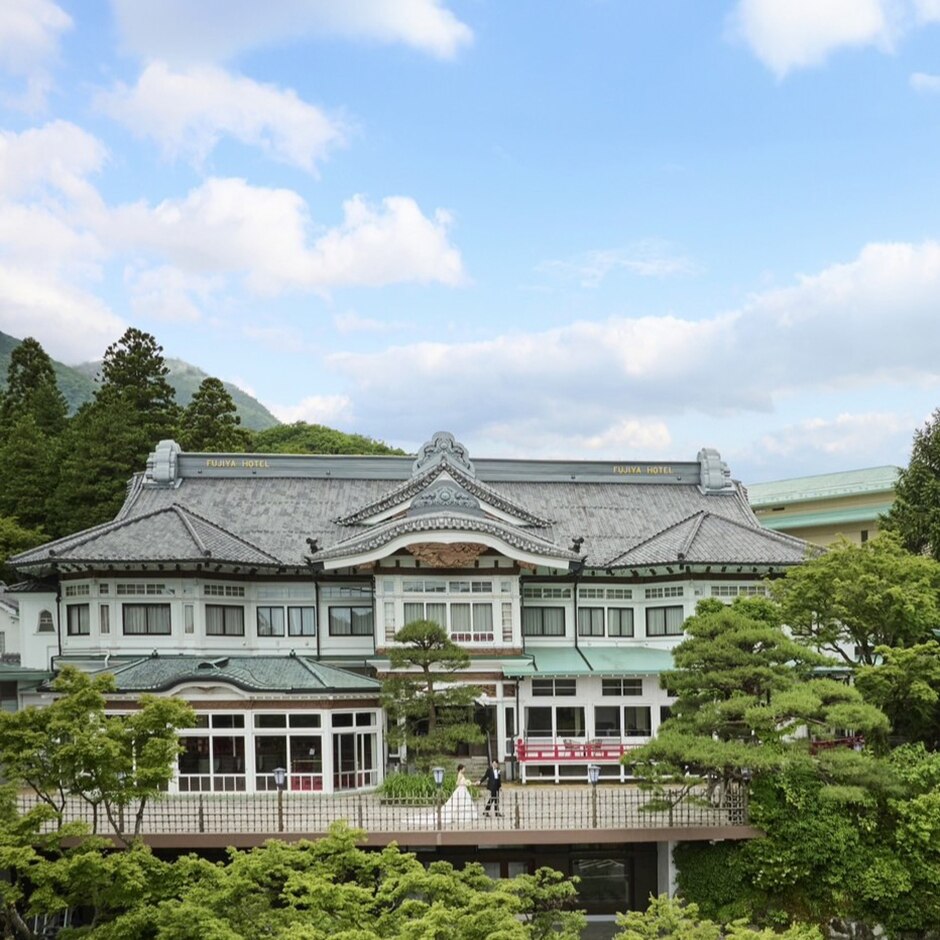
[503,647,592,677]
[580,646,674,675]
[504,645,674,678]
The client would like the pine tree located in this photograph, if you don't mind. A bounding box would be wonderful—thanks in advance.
[178,377,250,452]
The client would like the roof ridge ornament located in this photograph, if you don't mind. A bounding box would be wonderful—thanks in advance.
[146,439,181,486]
[412,431,475,478]
[697,447,732,492]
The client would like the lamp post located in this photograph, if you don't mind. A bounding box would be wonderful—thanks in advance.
[587,763,600,828]
[432,766,445,829]
[273,767,287,832]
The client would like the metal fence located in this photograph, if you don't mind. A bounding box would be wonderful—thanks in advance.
[19,784,748,837]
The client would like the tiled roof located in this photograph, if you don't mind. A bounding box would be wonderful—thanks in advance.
[12,505,280,567]
[102,655,380,694]
[605,511,812,568]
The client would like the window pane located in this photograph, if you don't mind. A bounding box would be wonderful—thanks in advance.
[624,706,652,736]
[525,707,553,737]
[595,705,621,737]
[403,602,423,624]
[425,603,447,627]
[206,605,244,636]
[556,707,585,737]
[287,607,315,636]
[577,608,604,637]
[608,608,634,637]
[257,607,285,637]
[122,604,171,635]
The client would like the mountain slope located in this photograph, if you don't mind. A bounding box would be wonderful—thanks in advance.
[0,331,279,430]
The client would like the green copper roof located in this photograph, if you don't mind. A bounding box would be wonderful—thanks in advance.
[103,655,380,694]
[747,466,899,508]
[758,503,895,531]
[505,645,673,677]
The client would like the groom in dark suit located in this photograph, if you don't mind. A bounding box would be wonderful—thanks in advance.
[480,760,502,816]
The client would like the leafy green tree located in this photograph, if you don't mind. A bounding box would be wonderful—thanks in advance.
[178,377,250,452]
[614,895,820,940]
[382,620,485,769]
[855,642,940,748]
[770,534,940,665]
[0,666,195,843]
[250,421,405,455]
[0,337,68,435]
[74,823,583,940]
[0,514,45,582]
[882,407,940,561]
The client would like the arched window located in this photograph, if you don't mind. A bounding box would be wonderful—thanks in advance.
[37,610,54,633]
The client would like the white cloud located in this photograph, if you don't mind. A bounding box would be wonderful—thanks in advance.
[0,0,71,109]
[0,120,106,202]
[108,181,465,293]
[758,412,911,459]
[729,0,897,77]
[540,241,700,289]
[96,62,347,173]
[323,239,940,455]
[109,0,472,63]
[334,310,406,333]
[124,264,222,322]
[911,71,940,92]
[914,0,940,21]
[0,265,124,361]
[268,394,356,426]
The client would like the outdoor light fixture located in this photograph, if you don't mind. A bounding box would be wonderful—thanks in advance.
[587,763,600,786]
[432,766,445,787]
[273,767,288,790]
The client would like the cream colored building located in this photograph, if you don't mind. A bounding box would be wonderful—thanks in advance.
[747,466,899,547]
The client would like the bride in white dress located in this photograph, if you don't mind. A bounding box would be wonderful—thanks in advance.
[440,764,477,824]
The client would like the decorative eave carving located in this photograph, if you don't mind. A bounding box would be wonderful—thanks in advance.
[405,542,489,567]
[412,431,475,476]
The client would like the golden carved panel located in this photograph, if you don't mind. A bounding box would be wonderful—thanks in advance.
[405,542,488,567]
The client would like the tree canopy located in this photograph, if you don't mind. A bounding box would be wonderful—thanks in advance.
[770,534,940,665]
[178,377,250,452]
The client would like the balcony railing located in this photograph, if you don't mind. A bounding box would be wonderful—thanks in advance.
[19,784,750,843]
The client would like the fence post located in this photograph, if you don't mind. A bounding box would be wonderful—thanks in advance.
[513,792,520,830]
[357,795,364,829]
[198,794,205,834]
[277,789,284,833]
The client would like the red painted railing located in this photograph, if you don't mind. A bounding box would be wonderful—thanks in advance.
[515,738,637,763]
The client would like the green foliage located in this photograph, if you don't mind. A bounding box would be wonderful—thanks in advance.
[63,823,583,940]
[251,421,405,455]
[770,534,940,665]
[882,407,940,561]
[0,336,68,435]
[378,768,477,801]
[614,895,820,940]
[382,620,484,769]
[0,666,195,843]
[0,412,61,530]
[178,377,251,452]
[0,514,45,582]
[855,641,940,748]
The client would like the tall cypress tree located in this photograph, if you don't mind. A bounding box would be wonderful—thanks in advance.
[178,377,250,452]
[0,337,68,435]
[49,329,180,536]
[883,407,940,562]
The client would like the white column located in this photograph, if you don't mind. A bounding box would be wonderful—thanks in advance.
[656,841,678,897]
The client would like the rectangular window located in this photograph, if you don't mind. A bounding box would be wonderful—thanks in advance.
[384,601,396,643]
[532,678,577,696]
[66,604,90,636]
[577,607,604,637]
[287,607,316,637]
[645,586,684,599]
[257,606,285,637]
[206,605,245,636]
[522,586,571,599]
[602,678,643,696]
[522,607,565,636]
[608,607,634,637]
[524,706,553,737]
[556,706,586,737]
[184,604,194,635]
[204,584,245,597]
[624,706,652,736]
[116,583,167,596]
[123,603,171,635]
[450,602,494,642]
[501,602,513,642]
[99,605,110,635]
[594,705,621,737]
[646,605,684,636]
[65,584,90,597]
[532,679,554,696]
[328,606,373,636]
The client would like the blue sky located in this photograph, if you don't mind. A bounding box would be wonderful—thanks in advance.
[2,0,940,484]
